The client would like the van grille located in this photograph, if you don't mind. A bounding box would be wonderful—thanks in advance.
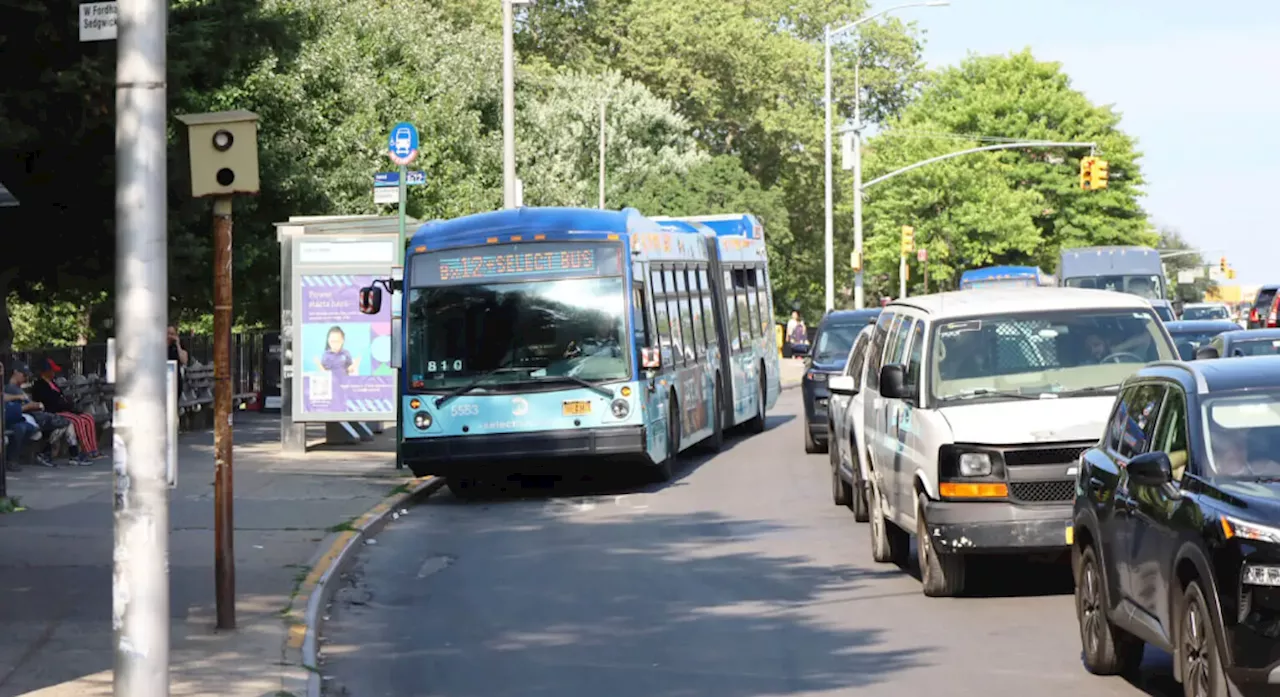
[1002,445,1090,467]
[1010,480,1075,503]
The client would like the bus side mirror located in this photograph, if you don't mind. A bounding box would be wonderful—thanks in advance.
[359,286,383,315]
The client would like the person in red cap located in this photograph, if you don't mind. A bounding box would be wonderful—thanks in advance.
[29,357,102,462]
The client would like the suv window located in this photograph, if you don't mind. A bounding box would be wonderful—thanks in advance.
[865,312,895,391]
[846,328,871,385]
[1107,383,1166,459]
[1151,386,1189,481]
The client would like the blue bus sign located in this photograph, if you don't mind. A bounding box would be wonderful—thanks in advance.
[374,171,426,187]
[388,122,419,165]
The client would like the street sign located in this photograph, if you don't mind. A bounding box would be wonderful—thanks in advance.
[840,133,855,171]
[374,171,426,187]
[387,122,419,165]
[374,187,399,204]
[1177,270,1199,285]
[917,248,927,262]
[849,250,862,271]
[79,2,117,42]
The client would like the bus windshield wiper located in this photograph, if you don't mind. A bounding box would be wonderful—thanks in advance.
[944,388,1043,402]
[523,375,614,399]
[434,366,531,408]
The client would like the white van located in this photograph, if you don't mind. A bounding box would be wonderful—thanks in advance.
[829,287,1177,597]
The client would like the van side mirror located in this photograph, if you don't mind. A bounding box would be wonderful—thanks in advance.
[358,286,383,315]
[1195,346,1220,360]
[878,364,909,399]
[828,375,857,395]
[1128,451,1173,487]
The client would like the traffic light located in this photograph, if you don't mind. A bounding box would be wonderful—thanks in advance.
[1228,269,1237,280]
[1220,257,1228,273]
[1080,156,1093,190]
[901,225,914,256]
[1092,158,1109,189]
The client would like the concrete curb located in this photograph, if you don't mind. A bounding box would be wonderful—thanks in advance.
[781,380,801,392]
[280,474,445,697]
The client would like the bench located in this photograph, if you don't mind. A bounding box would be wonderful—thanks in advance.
[179,362,257,431]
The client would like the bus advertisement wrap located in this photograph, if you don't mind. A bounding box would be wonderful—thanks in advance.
[300,274,396,416]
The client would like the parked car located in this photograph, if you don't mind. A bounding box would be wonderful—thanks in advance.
[1072,356,1280,693]
[1196,328,1280,359]
[1181,302,1232,321]
[801,309,881,453]
[834,287,1177,596]
[826,324,876,522]
[1150,298,1177,322]
[1248,284,1279,329]
[1164,319,1241,360]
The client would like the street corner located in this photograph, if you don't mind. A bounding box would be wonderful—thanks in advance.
[281,474,444,694]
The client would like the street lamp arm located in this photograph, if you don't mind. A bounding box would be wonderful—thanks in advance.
[831,1,948,37]
[861,141,1097,190]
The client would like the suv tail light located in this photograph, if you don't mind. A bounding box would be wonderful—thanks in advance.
[1251,306,1261,326]
[1270,296,1280,328]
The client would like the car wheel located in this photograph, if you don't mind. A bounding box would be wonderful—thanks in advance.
[917,493,966,597]
[1179,580,1230,697]
[1076,545,1144,675]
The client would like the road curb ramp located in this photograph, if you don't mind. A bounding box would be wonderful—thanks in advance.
[280,474,445,697]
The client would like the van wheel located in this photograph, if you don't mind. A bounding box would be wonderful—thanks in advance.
[804,419,822,453]
[851,467,870,522]
[830,443,851,507]
[917,493,966,597]
[747,368,766,433]
[869,475,909,565]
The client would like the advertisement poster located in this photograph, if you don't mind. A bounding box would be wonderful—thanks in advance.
[300,274,395,417]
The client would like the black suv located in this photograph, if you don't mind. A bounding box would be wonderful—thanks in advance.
[1072,356,1280,694]
[801,309,880,453]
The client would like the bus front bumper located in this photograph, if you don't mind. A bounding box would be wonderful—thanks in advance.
[402,425,647,475]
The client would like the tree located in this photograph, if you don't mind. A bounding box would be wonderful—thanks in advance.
[1159,227,1215,303]
[517,70,706,208]
[853,49,1153,293]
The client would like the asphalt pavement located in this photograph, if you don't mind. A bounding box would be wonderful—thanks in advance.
[318,388,1183,697]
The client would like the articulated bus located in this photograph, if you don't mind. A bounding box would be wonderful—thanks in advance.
[359,207,780,497]
[958,265,1053,290]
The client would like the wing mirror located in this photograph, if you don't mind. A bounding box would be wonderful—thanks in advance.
[878,364,909,400]
[1128,451,1173,487]
[358,286,383,315]
[1195,346,1220,360]
[828,375,857,395]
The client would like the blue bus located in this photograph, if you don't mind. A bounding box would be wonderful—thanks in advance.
[359,207,780,497]
[958,265,1052,290]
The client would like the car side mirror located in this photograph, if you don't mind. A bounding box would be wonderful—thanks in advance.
[1176,342,1196,361]
[1195,346,1220,360]
[358,286,383,315]
[1128,451,1173,487]
[878,364,909,400]
[828,375,857,395]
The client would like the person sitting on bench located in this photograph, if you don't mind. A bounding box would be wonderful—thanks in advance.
[30,358,101,461]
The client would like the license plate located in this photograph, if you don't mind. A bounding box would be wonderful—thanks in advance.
[562,400,592,416]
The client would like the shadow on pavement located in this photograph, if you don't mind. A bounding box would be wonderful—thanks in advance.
[322,502,932,697]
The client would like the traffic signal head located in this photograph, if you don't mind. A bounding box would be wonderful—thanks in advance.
[176,110,261,198]
[1080,156,1094,190]
[900,225,915,255]
[1220,256,1227,272]
[1092,158,1109,189]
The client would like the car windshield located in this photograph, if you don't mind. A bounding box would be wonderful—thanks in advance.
[1170,328,1231,351]
[405,276,630,391]
[1230,339,1280,357]
[931,309,1174,402]
[1183,305,1229,320]
[812,322,865,364]
[1203,390,1280,479]
[1064,274,1165,300]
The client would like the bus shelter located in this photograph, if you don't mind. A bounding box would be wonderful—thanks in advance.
[274,215,412,453]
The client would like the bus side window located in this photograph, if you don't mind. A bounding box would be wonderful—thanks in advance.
[698,268,718,354]
[663,269,685,367]
[724,269,741,353]
[683,269,705,362]
[744,266,760,338]
[652,269,673,368]
[632,279,651,364]
[734,269,751,346]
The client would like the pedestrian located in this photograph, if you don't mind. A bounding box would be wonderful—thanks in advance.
[3,362,56,468]
[168,325,188,406]
[30,357,100,463]
[786,310,809,358]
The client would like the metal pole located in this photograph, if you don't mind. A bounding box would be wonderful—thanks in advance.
[397,165,407,255]
[1,359,6,500]
[212,195,236,630]
[598,100,606,209]
[823,25,834,312]
[852,58,864,310]
[114,0,170,690]
[501,0,516,209]
[899,255,907,299]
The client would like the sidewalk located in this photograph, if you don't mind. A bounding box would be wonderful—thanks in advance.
[780,355,805,388]
[0,414,409,697]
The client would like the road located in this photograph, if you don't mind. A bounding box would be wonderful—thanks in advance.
[319,389,1181,697]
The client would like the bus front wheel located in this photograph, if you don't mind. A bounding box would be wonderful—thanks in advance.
[649,393,679,483]
[747,366,767,433]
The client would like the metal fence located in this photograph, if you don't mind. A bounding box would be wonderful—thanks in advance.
[4,331,272,397]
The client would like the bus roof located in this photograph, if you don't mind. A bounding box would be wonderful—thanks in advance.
[650,213,763,239]
[409,206,667,249]
[960,265,1043,281]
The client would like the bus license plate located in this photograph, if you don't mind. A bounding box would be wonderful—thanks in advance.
[562,400,592,416]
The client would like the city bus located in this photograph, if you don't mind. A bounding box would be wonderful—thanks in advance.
[357,207,780,497]
[958,265,1052,290]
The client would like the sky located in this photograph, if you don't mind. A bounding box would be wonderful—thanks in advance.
[903,0,1280,285]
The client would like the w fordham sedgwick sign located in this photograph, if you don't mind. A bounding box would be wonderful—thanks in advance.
[79,2,117,42]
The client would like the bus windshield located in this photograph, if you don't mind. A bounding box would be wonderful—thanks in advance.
[1063,274,1165,300]
[406,277,630,391]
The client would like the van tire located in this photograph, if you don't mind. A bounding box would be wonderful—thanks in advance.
[851,469,870,523]
[917,493,966,597]
[804,420,823,453]
[869,475,909,565]
[830,442,852,507]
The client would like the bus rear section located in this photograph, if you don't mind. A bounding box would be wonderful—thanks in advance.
[399,238,651,490]
[958,265,1050,290]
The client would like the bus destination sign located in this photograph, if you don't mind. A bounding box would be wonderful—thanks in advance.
[414,242,623,286]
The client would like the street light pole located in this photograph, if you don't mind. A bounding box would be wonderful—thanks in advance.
[501,0,516,208]
[823,1,950,309]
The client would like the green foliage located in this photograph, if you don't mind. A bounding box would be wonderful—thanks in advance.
[518,70,705,208]
[854,50,1153,295]
[7,291,99,350]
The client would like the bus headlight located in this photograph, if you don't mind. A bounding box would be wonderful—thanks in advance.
[610,399,630,418]
[413,411,432,430]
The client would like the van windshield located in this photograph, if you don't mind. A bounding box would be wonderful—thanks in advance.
[931,309,1174,403]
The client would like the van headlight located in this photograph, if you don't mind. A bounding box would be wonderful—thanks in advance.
[959,452,992,477]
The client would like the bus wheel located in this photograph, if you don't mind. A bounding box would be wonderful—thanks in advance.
[446,476,483,501]
[701,376,724,453]
[650,394,679,483]
[747,369,766,433]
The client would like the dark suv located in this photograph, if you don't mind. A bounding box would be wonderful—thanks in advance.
[801,309,880,453]
[1072,356,1280,694]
